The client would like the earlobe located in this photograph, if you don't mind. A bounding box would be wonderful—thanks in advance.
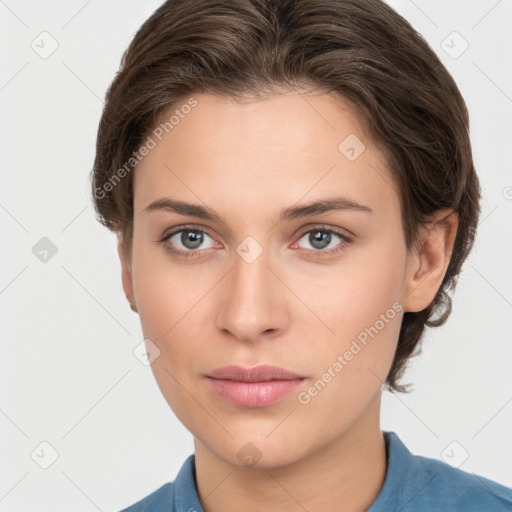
[402,210,458,313]
[117,237,138,314]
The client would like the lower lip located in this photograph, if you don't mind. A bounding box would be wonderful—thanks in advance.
[206,377,305,408]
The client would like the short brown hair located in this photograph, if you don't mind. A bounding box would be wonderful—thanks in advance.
[90,0,481,392]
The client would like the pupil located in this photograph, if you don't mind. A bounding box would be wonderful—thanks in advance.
[182,230,203,249]
[311,231,330,249]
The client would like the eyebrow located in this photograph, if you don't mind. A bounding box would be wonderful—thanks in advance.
[143,196,374,223]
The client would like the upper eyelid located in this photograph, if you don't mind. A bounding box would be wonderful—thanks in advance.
[161,225,215,241]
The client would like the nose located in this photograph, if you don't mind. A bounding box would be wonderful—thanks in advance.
[215,244,289,343]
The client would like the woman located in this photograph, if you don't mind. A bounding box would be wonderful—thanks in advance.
[91,0,512,510]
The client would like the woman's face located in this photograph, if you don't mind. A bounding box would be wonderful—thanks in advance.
[121,89,416,467]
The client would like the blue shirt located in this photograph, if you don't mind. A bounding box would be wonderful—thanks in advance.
[119,431,512,511]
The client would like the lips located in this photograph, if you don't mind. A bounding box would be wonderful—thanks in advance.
[207,364,306,382]
[205,365,307,408]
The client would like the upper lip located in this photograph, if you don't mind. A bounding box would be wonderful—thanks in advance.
[207,365,306,382]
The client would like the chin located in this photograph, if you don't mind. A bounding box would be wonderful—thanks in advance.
[196,427,314,470]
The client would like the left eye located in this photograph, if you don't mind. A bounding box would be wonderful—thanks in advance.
[295,228,348,251]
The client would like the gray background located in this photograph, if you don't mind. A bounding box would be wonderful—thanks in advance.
[1,0,511,510]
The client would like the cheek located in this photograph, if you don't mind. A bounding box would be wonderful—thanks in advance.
[291,243,405,397]
[131,241,208,338]
[296,280,403,429]
[290,244,404,342]
[130,250,215,408]
[131,255,209,428]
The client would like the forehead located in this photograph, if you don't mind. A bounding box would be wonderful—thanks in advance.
[133,90,400,222]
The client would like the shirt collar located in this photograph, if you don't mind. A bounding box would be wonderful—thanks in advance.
[173,453,205,512]
[367,430,411,511]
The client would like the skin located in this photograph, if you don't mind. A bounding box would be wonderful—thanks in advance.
[117,89,458,512]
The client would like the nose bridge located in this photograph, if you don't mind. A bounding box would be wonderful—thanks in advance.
[216,239,286,340]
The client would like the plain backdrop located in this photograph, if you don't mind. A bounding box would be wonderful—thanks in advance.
[1,1,511,510]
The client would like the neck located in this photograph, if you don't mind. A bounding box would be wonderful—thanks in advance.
[193,393,387,512]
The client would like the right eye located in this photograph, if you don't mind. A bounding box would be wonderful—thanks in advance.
[160,226,220,258]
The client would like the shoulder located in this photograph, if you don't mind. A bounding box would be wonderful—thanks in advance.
[118,482,174,512]
[408,453,512,509]
[383,432,512,511]
[117,454,199,511]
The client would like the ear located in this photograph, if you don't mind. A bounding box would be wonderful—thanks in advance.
[117,236,138,313]
[403,209,459,313]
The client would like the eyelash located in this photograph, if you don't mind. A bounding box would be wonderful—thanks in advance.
[158,224,353,260]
